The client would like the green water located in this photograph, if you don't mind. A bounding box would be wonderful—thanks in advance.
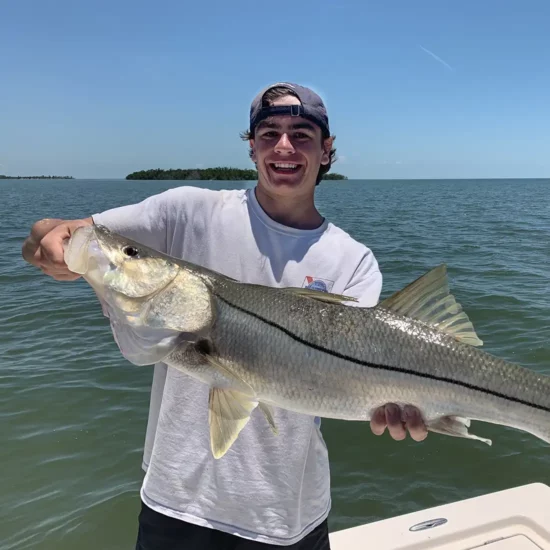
[1,178,549,549]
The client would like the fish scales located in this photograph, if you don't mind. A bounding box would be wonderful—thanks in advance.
[207,279,550,430]
[64,224,550,458]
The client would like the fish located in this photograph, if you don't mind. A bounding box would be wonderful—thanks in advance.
[64,224,550,459]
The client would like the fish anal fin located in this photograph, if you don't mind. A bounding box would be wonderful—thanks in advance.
[208,388,258,459]
[259,403,279,435]
[428,415,492,445]
[284,287,358,304]
[379,265,483,347]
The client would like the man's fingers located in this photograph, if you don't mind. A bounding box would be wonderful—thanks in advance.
[40,225,71,268]
[30,218,66,240]
[41,269,81,281]
[22,219,66,267]
[369,406,387,436]
[39,262,81,278]
[404,405,428,442]
[53,273,81,281]
[370,404,428,442]
[385,403,407,441]
[23,217,92,280]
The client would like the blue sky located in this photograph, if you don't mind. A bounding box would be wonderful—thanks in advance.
[1,0,549,179]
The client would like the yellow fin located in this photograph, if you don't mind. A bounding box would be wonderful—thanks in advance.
[284,287,358,304]
[380,265,483,346]
[208,388,258,459]
[259,403,279,435]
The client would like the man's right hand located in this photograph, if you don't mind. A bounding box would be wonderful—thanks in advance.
[22,217,93,280]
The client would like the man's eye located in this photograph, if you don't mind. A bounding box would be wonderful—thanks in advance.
[295,132,311,139]
[262,131,278,138]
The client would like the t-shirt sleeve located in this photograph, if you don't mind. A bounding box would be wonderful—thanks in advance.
[91,191,170,253]
[343,249,383,308]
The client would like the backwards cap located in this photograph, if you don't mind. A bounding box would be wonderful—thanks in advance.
[249,82,330,137]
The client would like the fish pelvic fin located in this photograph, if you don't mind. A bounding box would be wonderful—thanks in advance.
[208,388,259,459]
[259,403,279,435]
[379,264,483,347]
[283,287,358,304]
[428,415,492,445]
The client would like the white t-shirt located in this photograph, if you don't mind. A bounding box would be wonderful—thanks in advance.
[93,185,382,546]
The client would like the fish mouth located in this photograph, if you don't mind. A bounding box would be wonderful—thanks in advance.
[65,223,181,303]
[64,225,116,296]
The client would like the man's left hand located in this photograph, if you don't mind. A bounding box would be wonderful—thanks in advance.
[370,403,428,442]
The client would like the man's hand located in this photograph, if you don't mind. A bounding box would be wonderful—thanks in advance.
[22,217,93,280]
[370,403,428,442]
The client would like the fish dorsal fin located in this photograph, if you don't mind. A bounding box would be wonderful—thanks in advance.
[379,265,483,346]
[284,287,358,304]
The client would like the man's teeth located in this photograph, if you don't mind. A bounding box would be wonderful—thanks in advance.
[273,163,298,169]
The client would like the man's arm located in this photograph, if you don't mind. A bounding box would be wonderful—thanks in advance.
[23,188,175,279]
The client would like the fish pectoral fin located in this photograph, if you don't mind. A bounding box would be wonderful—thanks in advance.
[199,346,255,394]
[379,264,483,347]
[284,287,358,304]
[259,403,279,435]
[208,388,258,459]
[428,415,492,445]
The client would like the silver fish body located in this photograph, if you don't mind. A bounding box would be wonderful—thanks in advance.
[65,224,550,458]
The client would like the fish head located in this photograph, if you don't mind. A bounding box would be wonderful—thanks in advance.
[64,224,213,366]
[67,222,213,324]
[65,224,180,300]
[94,224,179,298]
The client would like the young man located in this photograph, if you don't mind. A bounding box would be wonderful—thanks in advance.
[22,82,427,549]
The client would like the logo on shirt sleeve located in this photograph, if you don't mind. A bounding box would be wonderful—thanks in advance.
[302,276,335,293]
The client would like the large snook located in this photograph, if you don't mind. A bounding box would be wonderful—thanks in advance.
[65,224,550,459]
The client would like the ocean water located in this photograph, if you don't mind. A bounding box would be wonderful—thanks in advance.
[1,178,549,549]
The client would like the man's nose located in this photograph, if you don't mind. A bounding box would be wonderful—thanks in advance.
[274,133,295,155]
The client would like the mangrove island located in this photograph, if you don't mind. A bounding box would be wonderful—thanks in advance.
[0,175,74,180]
[126,167,347,181]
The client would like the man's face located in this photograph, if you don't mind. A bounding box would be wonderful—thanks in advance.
[249,95,332,196]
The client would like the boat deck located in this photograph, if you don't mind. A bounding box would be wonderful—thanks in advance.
[329,483,550,549]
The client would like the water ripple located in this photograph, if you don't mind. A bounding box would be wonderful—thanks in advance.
[1,178,549,548]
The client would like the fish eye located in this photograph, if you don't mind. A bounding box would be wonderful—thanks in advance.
[122,246,140,258]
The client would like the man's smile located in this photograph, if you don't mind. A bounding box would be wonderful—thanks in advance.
[269,162,303,175]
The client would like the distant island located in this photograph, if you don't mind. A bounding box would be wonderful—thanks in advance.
[126,167,347,181]
[0,175,74,180]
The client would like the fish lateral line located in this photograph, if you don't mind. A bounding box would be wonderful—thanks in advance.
[212,292,550,414]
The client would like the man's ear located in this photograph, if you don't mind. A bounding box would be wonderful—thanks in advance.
[321,136,333,165]
[249,139,256,162]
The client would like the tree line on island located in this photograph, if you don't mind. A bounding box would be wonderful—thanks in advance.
[126,167,347,181]
[0,175,74,180]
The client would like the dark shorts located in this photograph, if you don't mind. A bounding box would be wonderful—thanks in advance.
[135,500,331,550]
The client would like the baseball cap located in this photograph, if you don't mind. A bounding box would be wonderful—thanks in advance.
[249,82,330,137]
